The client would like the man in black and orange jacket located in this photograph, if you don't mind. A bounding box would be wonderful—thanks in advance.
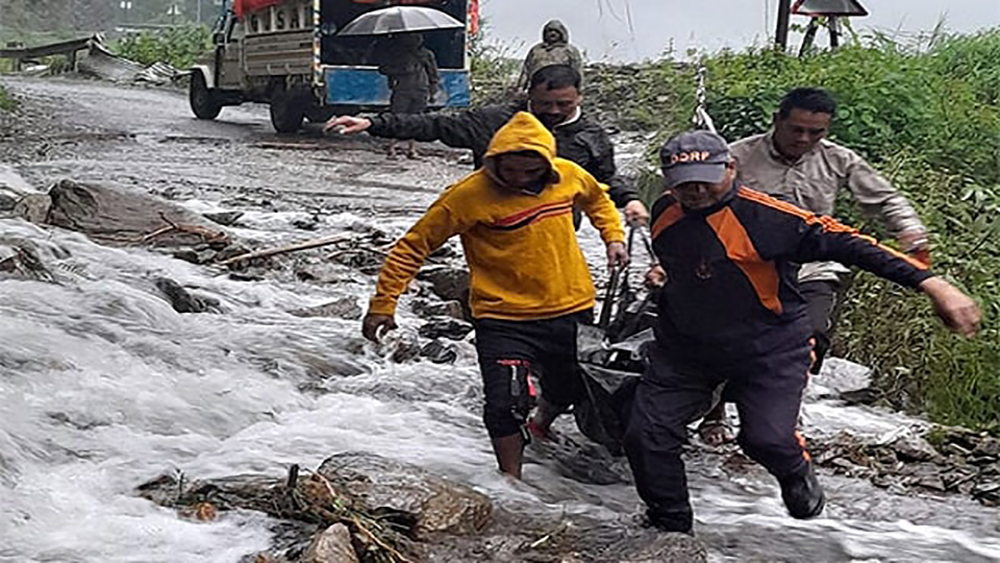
[626,130,980,535]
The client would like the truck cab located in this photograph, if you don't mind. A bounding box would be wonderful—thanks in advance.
[189,0,471,133]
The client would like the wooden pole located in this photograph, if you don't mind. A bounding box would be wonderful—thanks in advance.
[775,0,792,51]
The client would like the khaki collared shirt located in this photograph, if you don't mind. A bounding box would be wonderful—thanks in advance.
[730,132,926,282]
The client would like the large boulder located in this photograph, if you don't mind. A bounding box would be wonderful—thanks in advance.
[317,452,492,539]
[38,179,229,248]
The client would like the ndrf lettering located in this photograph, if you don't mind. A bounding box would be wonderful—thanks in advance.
[671,151,712,164]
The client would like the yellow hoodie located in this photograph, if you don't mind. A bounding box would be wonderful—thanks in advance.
[369,112,626,321]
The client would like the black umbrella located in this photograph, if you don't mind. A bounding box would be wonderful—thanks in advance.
[337,6,464,36]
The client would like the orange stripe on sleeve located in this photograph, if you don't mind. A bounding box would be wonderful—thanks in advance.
[651,202,685,239]
[705,207,783,315]
[738,187,929,271]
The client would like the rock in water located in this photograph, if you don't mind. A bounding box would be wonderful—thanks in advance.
[291,298,362,320]
[13,193,52,224]
[317,452,492,538]
[410,298,465,320]
[203,211,244,227]
[418,317,473,341]
[420,340,458,364]
[301,523,359,563]
[44,179,229,248]
[154,277,218,314]
[417,266,469,302]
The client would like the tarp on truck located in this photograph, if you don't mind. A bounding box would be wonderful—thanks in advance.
[235,0,284,18]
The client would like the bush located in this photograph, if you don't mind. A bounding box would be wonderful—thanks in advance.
[113,24,212,70]
[0,85,16,112]
[711,33,1000,432]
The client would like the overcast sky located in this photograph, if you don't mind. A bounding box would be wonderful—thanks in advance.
[482,0,1000,62]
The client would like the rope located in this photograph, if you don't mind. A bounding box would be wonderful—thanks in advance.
[692,61,717,133]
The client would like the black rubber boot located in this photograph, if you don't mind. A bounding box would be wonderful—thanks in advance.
[780,462,826,519]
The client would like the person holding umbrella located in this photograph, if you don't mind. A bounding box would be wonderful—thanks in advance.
[376,33,439,159]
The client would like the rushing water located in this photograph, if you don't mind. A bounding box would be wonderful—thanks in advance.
[0,92,999,560]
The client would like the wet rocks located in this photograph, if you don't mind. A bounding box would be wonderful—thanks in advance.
[292,215,320,231]
[418,317,473,341]
[40,179,230,249]
[420,339,458,364]
[294,263,343,284]
[327,248,384,275]
[203,210,244,227]
[213,243,251,264]
[172,247,217,265]
[0,245,53,282]
[301,524,358,563]
[137,454,498,562]
[417,265,469,303]
[973,481,1000,507]
[154,277,219,314]
[0,193,17,211]
[619,531,707,563]
[410,298,465,320]
[892,434,944,463]
[317,452,492,538]
[291,298,362,321]
[386,330,422,363]
[812,427,1000,506]
[13,193,52,224]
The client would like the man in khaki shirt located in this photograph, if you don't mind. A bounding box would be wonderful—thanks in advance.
[697,87,930,444]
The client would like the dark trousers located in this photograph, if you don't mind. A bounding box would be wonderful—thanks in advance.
[623,339,812,531]
[800,280,839,374]
[474,310,592,439]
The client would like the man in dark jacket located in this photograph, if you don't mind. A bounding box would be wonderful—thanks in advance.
[627,130,980,535]
[324,64,649,225]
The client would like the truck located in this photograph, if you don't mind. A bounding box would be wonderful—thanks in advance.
[189,0,471,133]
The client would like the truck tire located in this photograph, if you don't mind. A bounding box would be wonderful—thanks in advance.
[189,72,222,120]
[269,88,305,134]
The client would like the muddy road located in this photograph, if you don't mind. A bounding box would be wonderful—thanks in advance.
[2,76,1000,563]
[1,77,465,218]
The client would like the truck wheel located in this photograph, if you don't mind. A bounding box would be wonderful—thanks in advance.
[270,89,305,134]
[189,72,222,120]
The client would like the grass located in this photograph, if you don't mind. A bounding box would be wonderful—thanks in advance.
[0,84,17,112]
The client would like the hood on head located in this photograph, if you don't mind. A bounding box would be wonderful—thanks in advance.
[543,20,568,45]
[483,112,560,190]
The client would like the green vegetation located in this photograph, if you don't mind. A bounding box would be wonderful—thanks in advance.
[471,28,1000,432]
[699,31,1000,432]
[112,24,211,70]
[0,84,17,112]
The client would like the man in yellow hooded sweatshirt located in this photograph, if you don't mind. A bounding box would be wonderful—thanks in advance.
[363,112,629,478]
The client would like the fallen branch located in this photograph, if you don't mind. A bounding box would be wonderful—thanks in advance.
[217,233,355,267]
[351,514,414,563]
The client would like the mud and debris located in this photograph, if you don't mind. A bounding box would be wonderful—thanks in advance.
[811,426,1000,507]
[137,452,706,563]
